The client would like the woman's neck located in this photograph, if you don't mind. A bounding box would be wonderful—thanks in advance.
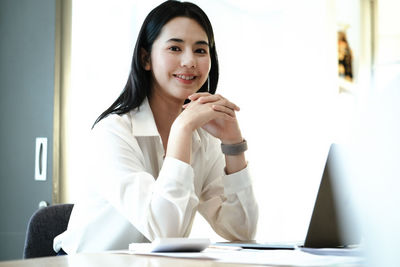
[149,92,184,150]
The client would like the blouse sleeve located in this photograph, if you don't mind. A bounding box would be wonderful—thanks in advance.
[197,137,259,241]
[90,116,199,241]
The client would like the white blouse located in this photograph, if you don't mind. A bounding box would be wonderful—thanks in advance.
[54,98,258,254]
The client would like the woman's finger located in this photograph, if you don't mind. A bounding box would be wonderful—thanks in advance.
[214,98,240,111]
[212,104,236,118]
[192,94,240,112]
[213,109,236,122]
[188,92,211,101]
[196,94,222,103]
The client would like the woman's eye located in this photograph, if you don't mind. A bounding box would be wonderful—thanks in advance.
[169,46,181,52]
[195,48,207,54]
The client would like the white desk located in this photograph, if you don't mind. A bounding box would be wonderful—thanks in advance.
[0,251,363,267]
[0,253,259,267]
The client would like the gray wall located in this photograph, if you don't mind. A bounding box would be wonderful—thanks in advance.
[0,0,56,260]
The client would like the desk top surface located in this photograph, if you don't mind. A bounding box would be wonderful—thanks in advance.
[0,253,262,267]
[0,252,362,267]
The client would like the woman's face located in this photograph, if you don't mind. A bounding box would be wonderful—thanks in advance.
[145,17,211,103]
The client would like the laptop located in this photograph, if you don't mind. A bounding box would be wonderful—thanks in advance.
[215,144,361,249]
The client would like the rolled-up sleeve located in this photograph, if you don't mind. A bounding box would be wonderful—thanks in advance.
[197,139,259,241]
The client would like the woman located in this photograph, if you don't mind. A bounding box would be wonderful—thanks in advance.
[54,0,258,254]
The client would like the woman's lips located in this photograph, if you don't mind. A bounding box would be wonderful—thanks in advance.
[173,74,197,84]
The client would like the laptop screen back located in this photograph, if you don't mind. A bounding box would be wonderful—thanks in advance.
[304,144,360,248]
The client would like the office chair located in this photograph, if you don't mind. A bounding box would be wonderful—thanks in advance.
[23,203,74,258]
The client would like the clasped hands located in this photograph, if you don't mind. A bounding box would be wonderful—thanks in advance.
[179,92,243,145]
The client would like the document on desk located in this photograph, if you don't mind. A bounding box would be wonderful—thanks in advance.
[123,245,364,266]
[298,246,364,257]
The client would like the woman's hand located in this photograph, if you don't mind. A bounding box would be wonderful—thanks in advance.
[168,92,247,173]
[181,92,243,144]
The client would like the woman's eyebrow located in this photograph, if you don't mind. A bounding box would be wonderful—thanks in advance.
[167,38,209,46]
[196,40,209,46]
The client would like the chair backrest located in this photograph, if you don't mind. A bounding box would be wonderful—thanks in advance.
[23,203,74,258]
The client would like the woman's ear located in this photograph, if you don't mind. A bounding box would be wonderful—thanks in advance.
[141,48,151,71]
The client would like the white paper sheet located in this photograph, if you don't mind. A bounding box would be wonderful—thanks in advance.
[299,246,364,257]
[118,247,364,266]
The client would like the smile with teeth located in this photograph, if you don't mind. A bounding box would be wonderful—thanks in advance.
[174,74,196,80]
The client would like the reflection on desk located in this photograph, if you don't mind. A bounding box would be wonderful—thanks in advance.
[0,253,257,267]
[0,251,364,267]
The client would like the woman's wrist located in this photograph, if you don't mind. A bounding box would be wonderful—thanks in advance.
[166,117,194,164]
[221,139,247,155]
[220,128,243,145]
[221,137,247,174]
[173,113,196,133]
[221,137,243,145]
[224,150,247,174]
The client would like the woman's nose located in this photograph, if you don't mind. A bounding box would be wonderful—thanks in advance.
[181,51,196,68]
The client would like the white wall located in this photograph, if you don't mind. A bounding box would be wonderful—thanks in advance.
[348,1,400,265]
[374,0,400,90]
[63,0,340,243]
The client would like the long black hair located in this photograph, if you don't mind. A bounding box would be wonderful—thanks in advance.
[93,0,219,127]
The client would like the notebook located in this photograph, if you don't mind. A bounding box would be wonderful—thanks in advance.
[215,144,361,249]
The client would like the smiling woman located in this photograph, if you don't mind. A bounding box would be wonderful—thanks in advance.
[55,0,258,255]
[64,0,341,247]
[143,17,211,105]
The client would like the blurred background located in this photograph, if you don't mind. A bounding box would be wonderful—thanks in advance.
[1,0,399,264]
